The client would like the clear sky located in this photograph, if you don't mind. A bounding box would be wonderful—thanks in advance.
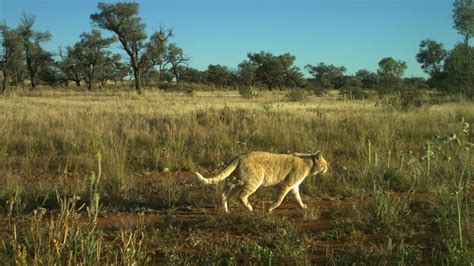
[0,0,461,77]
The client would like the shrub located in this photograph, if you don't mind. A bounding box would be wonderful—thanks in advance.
[238,86,259,98]
[286,88,306,101]
[339,87,369,100]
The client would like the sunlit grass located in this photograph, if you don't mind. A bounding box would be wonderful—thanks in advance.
[0,88,472,264]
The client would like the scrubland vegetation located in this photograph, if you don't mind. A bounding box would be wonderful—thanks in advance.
[1,0,473,264]
[0,88,472,264]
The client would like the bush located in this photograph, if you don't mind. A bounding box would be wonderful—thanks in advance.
[339,87,369,100]
[238,86,259,99]
[286,88,306,102]
[377,89,427,111]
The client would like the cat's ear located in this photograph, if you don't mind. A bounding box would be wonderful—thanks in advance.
[313,151,322,160]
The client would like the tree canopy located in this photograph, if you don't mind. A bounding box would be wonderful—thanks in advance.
[17,14,53,89]
[90,2,173,93]
[453,0,474,45]
[246,51,303,90]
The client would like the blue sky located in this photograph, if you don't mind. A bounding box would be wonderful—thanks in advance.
[0,0,461,77]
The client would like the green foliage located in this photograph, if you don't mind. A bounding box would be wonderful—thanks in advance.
[167,43,189,83]
[378,57,407,79]
[90,2,175,93]
[286,88,306,102]
[367,184,413,233]
[178,66,205,84]
[416,39,447,78]
[182,225,308,265]
[328,240,422,265]
[377,57,407,92]
[76,30,116,90]
[338,76,368,99]
[355,69,379,90]
[206,64,232,87]
[238,60,257,87]
[144,29,173,84]
[238,86,259,98]
[96,53,129,86]
[0,23,25,92]
[443,43,474,98]
[305,62,347,91]
[377,89,426,111]
[247,51,304,90]
[17,14,53,90]
[453,0,474,45]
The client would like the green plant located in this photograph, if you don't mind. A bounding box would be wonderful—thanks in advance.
[238,86,259,98]
[368,184,413,233]
[286,88,306,102]
[115,213,150,265]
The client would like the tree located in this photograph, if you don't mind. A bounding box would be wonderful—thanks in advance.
[378,57,407,78]
[305,63,346,90]
[443,43,474,97]
[403,77,428,90]
[237,60,257,88]
[0,24,24,92]
[96,53,129,86]
[178,66,204,84]
[453,0,474,45]
[167,43,188,83]
[416,39,447,83]
[377,57,407,91]
[206,64,231,87]
[39,60,63,86]
[17,14,53,90]
[247,51,302,90]
[58,45,83,87]
[283,66,306,88]
[77,30,115,90]
[90,2,172,94]
[355,69,379,89]
[109,54,129,84]
[145,29,172,82]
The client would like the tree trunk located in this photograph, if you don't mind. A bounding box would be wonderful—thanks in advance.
[133,67,142,94]
[173,66,179,83]
[73,71,81,87]
[86,74,92,90]
[26,54,37,90]
[31,77,36,90]
[88,66,96,91]
[2,70,8,93]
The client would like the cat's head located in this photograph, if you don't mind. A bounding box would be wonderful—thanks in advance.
[311,151,328,175]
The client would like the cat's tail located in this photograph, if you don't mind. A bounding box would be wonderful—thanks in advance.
[195,158,239,185]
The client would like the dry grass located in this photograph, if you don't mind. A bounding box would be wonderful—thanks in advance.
[0,88,472,264]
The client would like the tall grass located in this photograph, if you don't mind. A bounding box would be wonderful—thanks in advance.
[2,151,150,265]
[0,90,472,264]
[1,91,471,183]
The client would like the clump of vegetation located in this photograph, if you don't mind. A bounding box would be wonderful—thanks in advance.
[286,88,306,102]
[367,184,413,233]
[238,86,259,98]
[1,153,150,265]
[0,90,472,263]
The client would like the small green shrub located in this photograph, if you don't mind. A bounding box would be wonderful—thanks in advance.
[367,184,413,233]
[377,89,427,111]
[238,86,259,98]
[339,87,369,100]
[286,88,306,101]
